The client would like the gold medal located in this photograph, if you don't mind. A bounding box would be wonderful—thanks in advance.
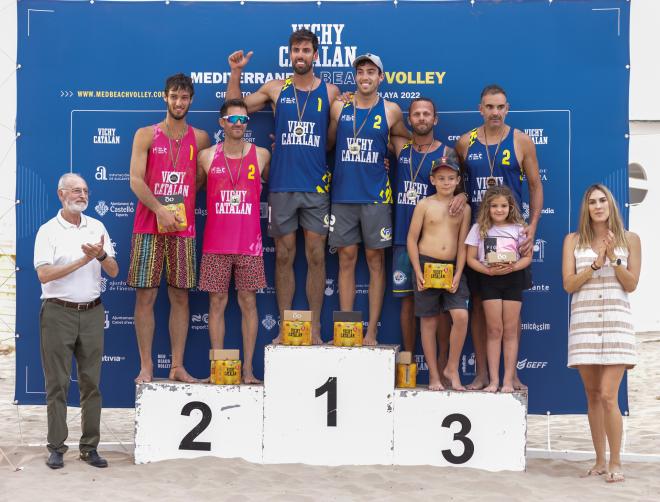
[294,124,304,137]
[486,176,497,188]
[483,126,506,190]
[348,142,361,155]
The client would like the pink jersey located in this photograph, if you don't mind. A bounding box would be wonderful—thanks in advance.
[202,143,263,256]
[132,124,198,237]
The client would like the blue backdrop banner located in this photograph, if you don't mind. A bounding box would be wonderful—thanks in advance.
[16,0,630,414]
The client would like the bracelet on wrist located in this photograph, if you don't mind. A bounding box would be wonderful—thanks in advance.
[97,252,108,262]
[590,262,600,271]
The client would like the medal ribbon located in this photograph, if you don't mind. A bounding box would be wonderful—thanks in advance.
[408,141,434,186]
[483,126,506,181]
[292,79,314,130]
[351,96,378,147]
[165,121,187,171]
[222,142,245,195]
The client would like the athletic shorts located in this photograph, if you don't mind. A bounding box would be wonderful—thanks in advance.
[127,233,196,289]
[268,192,330,238]
[328,203,392,249]
[198,253,267,293]
[477,269,525,302]
[413,255,470,317]
[392,245,413,297]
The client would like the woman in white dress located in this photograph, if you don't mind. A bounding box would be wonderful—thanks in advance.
[562,184,641,483]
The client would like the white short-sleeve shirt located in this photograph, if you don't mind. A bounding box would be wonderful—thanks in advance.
[34,210,115,302]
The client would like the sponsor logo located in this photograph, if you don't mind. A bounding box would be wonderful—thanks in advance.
[111,241,118,257]
[214,129,224,144]
[195,207,208,217]
[101,354,126,363]
[107,280,132,292]
[256,284,276,295]
[414,354,428,372]
[527,283,550,293]
[152,146,167,155]
[524,128,548,146]
[95,165,108,180]
[263,246,275,254]
[100,277,108,293]
[522,202,530,221]
[328,246,338,255]
[95,200,109,217]
[447,135,461,142]
[95,200,135,218]
[261,314,277,331]
[340,114,354,122]
[324,278,336,296]
[521,322,551,332]
[110,315,134,326]
[539,168,548,182]
[380,227,392,242]
[280,97,296,105]
[191,313,209,331]
[355,283,369,295]
[516,358,548,370]
[104,310,110,330]
[93,128,120,145]
[393,270,406,286]
[461,352,476,376]
[467,152,483,161]
[260,202,268,219]
[533,238,546,263]
[157,353,171,370]
[280,23,355,69]
[324,214,336,231]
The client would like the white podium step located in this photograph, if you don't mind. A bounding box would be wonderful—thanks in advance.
[134,345,528,471]
[134,381,264,464]
[263,344,397,465]
[393,388,527,472]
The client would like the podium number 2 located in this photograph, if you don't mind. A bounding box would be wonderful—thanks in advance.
[441,413,474,464]
[315,377,337,427]
[179,401,212,451]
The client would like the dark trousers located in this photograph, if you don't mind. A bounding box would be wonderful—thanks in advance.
[39,300,104,454]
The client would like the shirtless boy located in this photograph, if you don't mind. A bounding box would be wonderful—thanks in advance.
[407,157,471,390]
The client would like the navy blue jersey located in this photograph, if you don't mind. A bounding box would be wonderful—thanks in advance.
[464,127,523,214]
[393,142,455,245]
[332,98,391,203]
[270,78,330,193]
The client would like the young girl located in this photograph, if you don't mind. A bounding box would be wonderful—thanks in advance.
[562,184,640,483]
[465,186,532,393]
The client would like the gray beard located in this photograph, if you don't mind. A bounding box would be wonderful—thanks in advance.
[65,201,88,213]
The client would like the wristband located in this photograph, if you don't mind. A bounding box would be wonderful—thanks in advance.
[97,252,108,262]
[590,262,600,271]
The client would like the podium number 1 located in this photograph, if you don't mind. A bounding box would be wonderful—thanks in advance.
[315,377,337,427]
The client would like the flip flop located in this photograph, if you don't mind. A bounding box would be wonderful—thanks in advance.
[605,472,625,483]
[580,468,606,478]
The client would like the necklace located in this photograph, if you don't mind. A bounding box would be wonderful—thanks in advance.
[222,142,245,206]
[349,95,378,155]
[483,125,506,188]
[164,121,187,171]
[292,77,314,137]
[406,141,435,202]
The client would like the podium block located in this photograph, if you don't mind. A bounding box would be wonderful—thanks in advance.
[135,381,264,464]
[393,388,527,472]
[262,344,396,465]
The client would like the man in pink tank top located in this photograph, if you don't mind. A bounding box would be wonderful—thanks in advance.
[127,73,210,384]
[197,99,271,384]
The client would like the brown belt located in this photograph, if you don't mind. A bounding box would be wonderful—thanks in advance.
[46,297,102,311]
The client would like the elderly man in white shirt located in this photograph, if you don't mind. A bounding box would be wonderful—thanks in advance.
[34,173,118,469]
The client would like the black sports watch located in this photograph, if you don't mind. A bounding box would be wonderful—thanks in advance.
[611,258,622,267]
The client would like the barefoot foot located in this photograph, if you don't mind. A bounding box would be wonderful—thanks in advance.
[271,334,283,345]
[512,375,528,391]
[483,382,499,393]
[443,369,466,391]
[466,375,489,391]
[242,371,262,384]
[169,366,199,383]
[312,336,323,345]
[134,368,153,384]
[501,384,514,393]
[363,334,378,346]
[428,379,445,391]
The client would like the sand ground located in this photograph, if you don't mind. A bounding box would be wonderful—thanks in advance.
[0,334,659,501]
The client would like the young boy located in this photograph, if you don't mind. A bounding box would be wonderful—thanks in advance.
[407,157,471,390]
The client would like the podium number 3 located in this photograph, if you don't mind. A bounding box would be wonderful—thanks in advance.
[315,377,337,427]
[179,401,212,451]
[441,413,474,464]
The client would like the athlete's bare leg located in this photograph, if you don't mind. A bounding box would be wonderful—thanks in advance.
[134,288,158,383]
[400,296,416,352]
[443,309,468,391]
[208,292,229,350]
[273,232,297,344]
[501,300,522,393]
[512,313,528,390]
[420,315,444,390]
[436,312,451,387]
[304,229,327,344]
[467,295,490,390]
[338,245,358,312]
[237,290,261,384]
[167,285,198,383]
[364,248,385,346]
[482,299,503,393]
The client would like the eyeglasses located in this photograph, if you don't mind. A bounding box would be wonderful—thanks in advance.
[222,114,249,125]
[62,188,89,196]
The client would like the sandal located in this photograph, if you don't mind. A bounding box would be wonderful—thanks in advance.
[605,472,625,483]
[580,468,606,478]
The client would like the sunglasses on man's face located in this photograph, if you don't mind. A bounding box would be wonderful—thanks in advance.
[222,115,249,125]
